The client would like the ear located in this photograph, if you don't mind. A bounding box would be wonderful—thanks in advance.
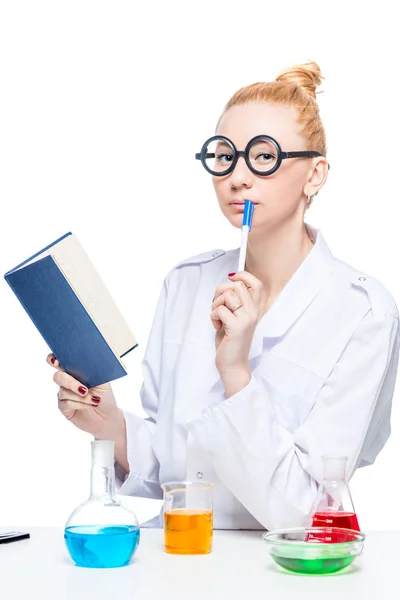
[303,157,329,197]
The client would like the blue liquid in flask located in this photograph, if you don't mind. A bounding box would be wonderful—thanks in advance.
[64,524,140,568]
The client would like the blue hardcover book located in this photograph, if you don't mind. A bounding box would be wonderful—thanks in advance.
[4,232,138,389]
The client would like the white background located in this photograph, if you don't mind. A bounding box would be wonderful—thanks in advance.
[0,1,398,530]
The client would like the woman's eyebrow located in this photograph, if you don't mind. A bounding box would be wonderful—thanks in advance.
[215,141,232,150]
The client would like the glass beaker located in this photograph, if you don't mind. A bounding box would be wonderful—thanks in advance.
[308,456,360,542]
[161,480,214,555]
[64,440,140,568]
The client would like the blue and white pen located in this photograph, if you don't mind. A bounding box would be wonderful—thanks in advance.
[237,200,254,272]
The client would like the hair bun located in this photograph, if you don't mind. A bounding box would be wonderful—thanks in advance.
[275,60,324,100]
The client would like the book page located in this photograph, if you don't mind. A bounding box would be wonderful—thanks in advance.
[16,234,137,358]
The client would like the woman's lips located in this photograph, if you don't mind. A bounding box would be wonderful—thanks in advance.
[230,201,258,209]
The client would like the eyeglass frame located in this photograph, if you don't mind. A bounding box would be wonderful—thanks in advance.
[195,134,330,177]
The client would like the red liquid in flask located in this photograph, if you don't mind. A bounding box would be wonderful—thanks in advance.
[309,512,360,542]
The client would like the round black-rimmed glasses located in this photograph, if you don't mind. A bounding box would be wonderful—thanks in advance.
[195,135,330,176]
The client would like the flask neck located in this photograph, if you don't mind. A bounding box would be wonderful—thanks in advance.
[89,466,116,500]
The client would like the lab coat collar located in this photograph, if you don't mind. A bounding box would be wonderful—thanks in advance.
[245,224,336,356]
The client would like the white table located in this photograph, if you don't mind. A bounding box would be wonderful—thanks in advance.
[0,528,395,599]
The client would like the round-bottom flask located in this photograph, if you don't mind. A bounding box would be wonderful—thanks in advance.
[64,440,140,568]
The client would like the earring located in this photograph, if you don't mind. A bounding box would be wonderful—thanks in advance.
[306,194,314,209]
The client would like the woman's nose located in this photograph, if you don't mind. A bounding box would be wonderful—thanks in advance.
[229,156,253,188]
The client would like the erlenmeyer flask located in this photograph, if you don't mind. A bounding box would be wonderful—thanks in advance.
[308,456,360,542]
[64,440,140,568]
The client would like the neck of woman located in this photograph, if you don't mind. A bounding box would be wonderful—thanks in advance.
[244,217,314,305]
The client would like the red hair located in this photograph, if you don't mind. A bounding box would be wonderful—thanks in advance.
[218,60,327,157]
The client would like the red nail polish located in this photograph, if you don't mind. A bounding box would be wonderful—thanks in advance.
[51,358,56,364]
[92,396,101,404]
[78,386,88,395]
[228,272,236,277]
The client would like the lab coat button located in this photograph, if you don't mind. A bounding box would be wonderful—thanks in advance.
[359,276,366,281]
[212,252,219,257]
[196,472,203,479]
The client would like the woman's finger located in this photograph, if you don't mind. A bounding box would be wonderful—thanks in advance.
[46,353,64,371]
[211,291,241,330]
[58,387,101,407]
[226,280,253,311]
[211,304,236,331]
[212,290,242,312]
[213,282,240,300]
[53,370,91,398]
[214,270,262,299]
[213,281,253,313]
[228,272,263,307]
[58,398,93,420]
[214,272,262,312]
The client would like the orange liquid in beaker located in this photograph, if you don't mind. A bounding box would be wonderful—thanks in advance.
[164,509,213,554]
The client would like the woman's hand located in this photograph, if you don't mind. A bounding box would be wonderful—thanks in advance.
[211,272,263,396]
[47,353,122,439]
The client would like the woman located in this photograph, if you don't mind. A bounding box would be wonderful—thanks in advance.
[48,61,400,530]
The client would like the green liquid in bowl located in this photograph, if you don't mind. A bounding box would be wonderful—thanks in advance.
[264,527,364,575]
[273,553,355,575]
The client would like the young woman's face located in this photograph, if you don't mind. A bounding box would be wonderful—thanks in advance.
[213,102,318,232]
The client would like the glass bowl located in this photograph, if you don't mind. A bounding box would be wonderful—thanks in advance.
[262,527,365,575]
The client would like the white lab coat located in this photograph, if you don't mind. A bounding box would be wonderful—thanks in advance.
[115,225,400,530]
